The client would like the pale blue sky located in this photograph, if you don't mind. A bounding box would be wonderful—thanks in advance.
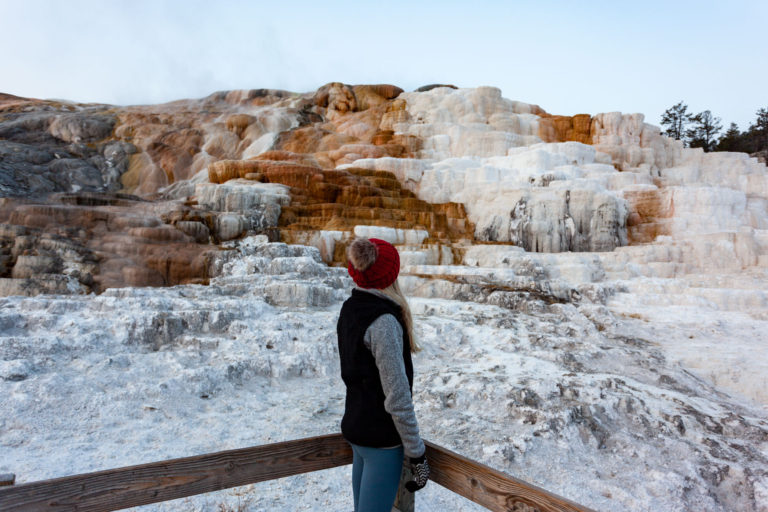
[1,0,766,131]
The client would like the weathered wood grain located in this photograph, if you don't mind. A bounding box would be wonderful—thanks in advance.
[392,460,415,512]
[424,440,597,512]
[0,433,352,512]
[0,434,599,512]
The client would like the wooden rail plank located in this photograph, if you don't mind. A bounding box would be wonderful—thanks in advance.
[0,434,599,512]
[0,433,352,512]
[424,440,597,512]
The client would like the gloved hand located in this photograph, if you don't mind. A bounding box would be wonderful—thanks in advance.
[405,453,430,492]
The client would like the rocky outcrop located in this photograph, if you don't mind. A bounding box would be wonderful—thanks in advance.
[0,194,217,293]
[272,83,419,169]
[114,96,299,195]
[395,86,544,160]
[351,139,629,252]
[414,84,458,92]
[208,153,473,262]
[536,112,684,173]
[538,113,593,144]
[509,188,628,252]
[0,90,304,200]
[0,187,292,295]
[0,106,135,198]
[2,84,767,294]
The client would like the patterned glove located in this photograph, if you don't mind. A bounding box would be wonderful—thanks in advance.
[405,453,430,492]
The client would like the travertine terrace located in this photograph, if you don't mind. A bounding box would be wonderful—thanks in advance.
[1,84,767,511]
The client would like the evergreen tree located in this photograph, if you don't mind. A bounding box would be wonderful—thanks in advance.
[688,110,722,152]
[716,123,744,152]
[661,101,691,143]
[712,107,768,154]
[755,107,768,150]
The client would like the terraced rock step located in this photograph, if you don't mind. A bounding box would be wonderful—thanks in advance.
[0,194,218,293]
[208,155,474,263]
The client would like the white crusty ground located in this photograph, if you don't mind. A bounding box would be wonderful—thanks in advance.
[2,238,768,512]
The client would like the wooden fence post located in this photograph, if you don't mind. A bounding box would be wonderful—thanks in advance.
[392,460,414,512]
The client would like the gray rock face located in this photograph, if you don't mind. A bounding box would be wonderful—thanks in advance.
[194,181,289,242]
[0,107,129,198]
[10,254,63,278]
[0,220,97,295]
[215,214,246,241]
[47,158,105,191]
[415,84,458,92]
[175,221,210,243]
[0,359,33,381]
[0,178,289,296]
[0,141,57,196]
[0,112,59,144]
[504,189,628,252]
[0,274,84,296]
[48,114,115,143]
[101,141,137,189]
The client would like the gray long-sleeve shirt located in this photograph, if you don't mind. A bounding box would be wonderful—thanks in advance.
[359,288,425,458]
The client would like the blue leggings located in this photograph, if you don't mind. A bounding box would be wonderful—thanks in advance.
[350,443,404,512]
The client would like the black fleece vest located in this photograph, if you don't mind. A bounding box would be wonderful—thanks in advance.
[337,289,413,448]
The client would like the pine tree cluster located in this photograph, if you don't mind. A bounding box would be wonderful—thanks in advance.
[660,102,768,155]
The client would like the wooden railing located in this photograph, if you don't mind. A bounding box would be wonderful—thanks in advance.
[0,433,596,512]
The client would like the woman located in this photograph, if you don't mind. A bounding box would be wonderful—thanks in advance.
[337,237,430,512]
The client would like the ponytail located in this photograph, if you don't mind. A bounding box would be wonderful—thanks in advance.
[378,280,420,353]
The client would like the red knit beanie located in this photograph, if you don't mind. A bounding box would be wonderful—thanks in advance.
[347,238,400,289]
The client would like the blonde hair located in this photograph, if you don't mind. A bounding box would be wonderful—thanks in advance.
[377,280,421,353]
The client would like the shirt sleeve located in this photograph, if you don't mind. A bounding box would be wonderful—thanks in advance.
[364,313,426,458]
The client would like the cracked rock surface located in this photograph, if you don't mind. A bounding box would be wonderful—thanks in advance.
[1,237,766,511]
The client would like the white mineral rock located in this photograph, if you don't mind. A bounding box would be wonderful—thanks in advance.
[396,87,542,160]
[353,225,429,245]
[1,241,766,511]
[3,86,768,512]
